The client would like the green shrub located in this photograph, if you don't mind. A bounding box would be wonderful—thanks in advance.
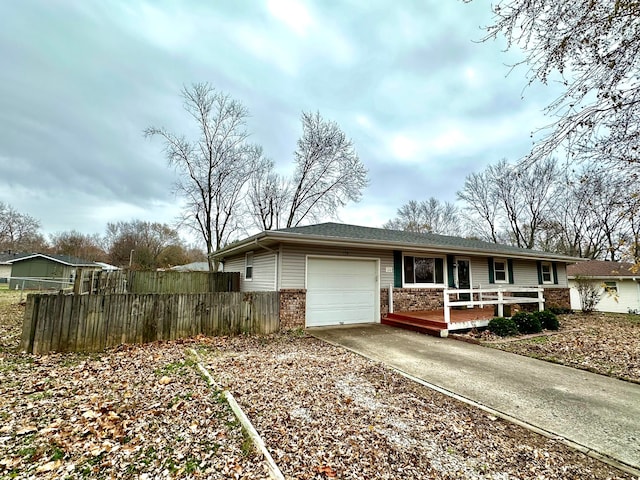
[533,310,560,330]
[511,311,542,334]
[488,317,518,337]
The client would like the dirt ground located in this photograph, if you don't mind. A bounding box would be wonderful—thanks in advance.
[0,292,635,479]
[478,312,640,383]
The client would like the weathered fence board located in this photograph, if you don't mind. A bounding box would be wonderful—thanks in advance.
[21,291,280,354]
[73,270,240,295]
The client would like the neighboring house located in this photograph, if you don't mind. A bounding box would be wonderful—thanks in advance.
[94,261,120,271]
[212,223,577,331]
[567,260,640,313]
[4,253,101,290]
[170,261,210,272]
[0,252,32,284]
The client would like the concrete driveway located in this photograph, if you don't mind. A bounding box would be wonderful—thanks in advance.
[309,324,640,473]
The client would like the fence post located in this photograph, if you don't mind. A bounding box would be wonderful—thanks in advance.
[497,289,504,317]
[73,268,83,294]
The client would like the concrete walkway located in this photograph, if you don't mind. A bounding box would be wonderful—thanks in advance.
[309,324,640,473]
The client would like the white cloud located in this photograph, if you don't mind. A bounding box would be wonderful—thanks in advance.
[389,134,419,160]
[266,0,314,36]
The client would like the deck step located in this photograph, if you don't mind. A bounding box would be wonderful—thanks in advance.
[382,317,448,337]
[385,313,448,330]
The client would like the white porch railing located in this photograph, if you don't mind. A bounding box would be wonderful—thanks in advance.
[443,286,545,324]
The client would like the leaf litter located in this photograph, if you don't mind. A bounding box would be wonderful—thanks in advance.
[1,291,635,479]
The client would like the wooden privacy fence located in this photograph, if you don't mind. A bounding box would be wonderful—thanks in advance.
[74,270,240,295]
[21,292,279,354]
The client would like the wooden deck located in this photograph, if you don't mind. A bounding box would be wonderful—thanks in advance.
[382,307,495,337]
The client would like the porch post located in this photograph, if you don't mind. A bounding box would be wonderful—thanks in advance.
[538,287,544,311]
[479,284,483,307]
[497,289,504,317]
[444,289,451,324]
[389,284,394,314]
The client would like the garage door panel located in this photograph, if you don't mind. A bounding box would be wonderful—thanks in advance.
[306,258,378,327]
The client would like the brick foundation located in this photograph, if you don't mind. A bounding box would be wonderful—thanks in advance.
[544,287,571,310]
[384,288,444,316]
[279,289,306,330]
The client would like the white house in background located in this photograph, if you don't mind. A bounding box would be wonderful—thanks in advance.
[567,260,640,313]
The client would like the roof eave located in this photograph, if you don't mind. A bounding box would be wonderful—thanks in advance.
[212,231,581,262]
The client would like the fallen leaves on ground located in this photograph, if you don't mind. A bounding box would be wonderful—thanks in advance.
[0,291,267,479]
[1,290,634,479]
[200,332,633,479]
[485,313,640,383]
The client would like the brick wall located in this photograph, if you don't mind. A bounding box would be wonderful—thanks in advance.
[384,288,444,315]
[279,289,306,329]
[544,287,571,310]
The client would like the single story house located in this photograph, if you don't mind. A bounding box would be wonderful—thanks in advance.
[5,253,101,290]
[568,260,640,313]
[212,223,577,335]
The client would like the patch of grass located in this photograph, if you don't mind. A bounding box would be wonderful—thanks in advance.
[525,336,550,344]
[240,426,254,457]
[184,456,200,474]
[154,358,195,376]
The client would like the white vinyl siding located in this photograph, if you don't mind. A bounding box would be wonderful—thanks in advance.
[569,278,640,313]
[222,251,276,292]
[469,257,568,288]
[0,265,11,282]
[280,244,393,289]
[470,257,490,286]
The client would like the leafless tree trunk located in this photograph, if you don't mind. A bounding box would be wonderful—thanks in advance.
[145,83,262,271]
[285,111,368,228]
[457,169,500,243]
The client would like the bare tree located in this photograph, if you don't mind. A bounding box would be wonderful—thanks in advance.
[105,220,184,269]
[540,167,607,259]
[457,168,501,242]
[0,202,46,252]
[496,158,559,249]
[383,198,460,235]
[248,158,289,230]
[146,83,262,270]
[49,230,107,261]
[474,1,640,173]
[457,159,558,248]
[285,111,368,228]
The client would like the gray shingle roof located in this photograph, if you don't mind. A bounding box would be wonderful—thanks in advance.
[270,223,580,261]
[567,260,637,278]
[0,252,99,267]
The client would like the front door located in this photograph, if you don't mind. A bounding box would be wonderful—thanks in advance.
[456,258,471,301]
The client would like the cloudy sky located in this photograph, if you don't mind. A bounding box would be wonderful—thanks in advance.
[1,0,562,243]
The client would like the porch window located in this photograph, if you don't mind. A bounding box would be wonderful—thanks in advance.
[541,262,554,284]
[245,252,253,280]
[493,260,507,283]
[403,256,444,285]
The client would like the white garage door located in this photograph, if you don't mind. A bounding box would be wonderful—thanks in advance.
[306,257,378,327]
